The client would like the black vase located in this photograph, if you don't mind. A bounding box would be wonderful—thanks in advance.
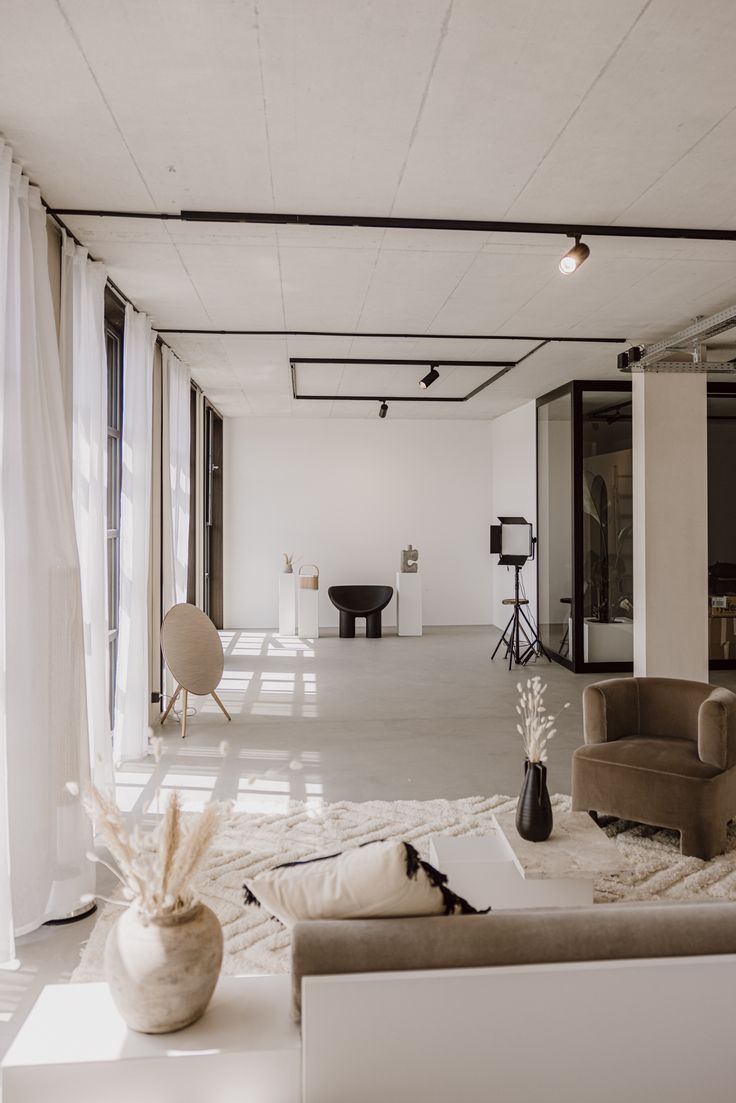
[515,760,553,842]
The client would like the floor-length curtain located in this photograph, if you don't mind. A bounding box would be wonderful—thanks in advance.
[161,348,191,699]
[0,142,93,948]
[61,238,113,788]
[0,142,15,965]
[113,306,154,763]
[162,346,191,608]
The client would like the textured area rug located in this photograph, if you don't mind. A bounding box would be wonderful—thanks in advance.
[72,794,736,981]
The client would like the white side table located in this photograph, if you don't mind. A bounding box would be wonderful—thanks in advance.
[2,975,300,1103]
[430,811,626,911]
[396,571,422,636]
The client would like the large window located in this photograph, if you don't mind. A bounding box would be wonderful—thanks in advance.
[105,290,124,726]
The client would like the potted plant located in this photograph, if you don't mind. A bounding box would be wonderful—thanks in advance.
[68,773,228,1034]
[514,677,569,841]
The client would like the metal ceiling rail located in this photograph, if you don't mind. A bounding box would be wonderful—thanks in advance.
[155,328,626,342]
[48,207,736,242]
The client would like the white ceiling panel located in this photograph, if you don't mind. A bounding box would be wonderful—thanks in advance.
[4,1,736,415]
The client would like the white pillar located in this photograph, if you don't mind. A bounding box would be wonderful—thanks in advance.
[632,373,708,682]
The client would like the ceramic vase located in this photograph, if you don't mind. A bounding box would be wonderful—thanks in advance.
[515,759,553,842]
[104,902,223,1033]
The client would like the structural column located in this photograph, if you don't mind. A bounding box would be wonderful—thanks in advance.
[632,373,708,682]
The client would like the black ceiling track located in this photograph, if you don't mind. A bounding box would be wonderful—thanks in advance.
[156,328,626,343]
[48,207,736,242]
[290,343,549,403]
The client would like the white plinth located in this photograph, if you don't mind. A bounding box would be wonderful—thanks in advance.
[396,571,422,636]
[297,586,319,638]
[278,573,297,636]
[584,618,634,662]
[429,812,627,911]
[1,976,300,1103]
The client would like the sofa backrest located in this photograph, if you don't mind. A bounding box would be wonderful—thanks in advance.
[291,899,736,1019]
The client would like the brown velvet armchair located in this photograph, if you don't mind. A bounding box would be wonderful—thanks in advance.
[572,677,736,860]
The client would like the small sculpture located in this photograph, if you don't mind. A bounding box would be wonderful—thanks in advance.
[401,544,419,573]
[282,552,298,574]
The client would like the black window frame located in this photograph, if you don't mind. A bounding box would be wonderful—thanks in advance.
[105,287,125,727]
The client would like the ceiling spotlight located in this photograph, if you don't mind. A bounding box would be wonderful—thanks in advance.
[379,401,388,419]
[559,235,590,275]
[419,365,440,389]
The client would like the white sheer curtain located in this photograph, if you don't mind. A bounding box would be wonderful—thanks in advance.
[61,238,113,788]
[113,306,154,763]
[162,346,191,611]
[0,142,94,956]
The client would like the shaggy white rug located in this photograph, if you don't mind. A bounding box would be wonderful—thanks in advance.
[72,793,736,981]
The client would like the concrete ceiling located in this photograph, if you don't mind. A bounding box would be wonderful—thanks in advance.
[3,0,736,416]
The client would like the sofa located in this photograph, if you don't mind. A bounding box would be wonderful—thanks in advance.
[292,901,736,1102]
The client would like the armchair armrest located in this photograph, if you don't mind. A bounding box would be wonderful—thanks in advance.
[698,688,736,770]
[582,678,640,745]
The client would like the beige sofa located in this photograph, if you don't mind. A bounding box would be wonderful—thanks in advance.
[292,902,736,1102]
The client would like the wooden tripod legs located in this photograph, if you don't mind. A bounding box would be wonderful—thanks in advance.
[160,683,230,739]
[211,690,232,721]
[160,683,189,739]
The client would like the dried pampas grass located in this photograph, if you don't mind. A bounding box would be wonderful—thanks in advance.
[73,781,228,921]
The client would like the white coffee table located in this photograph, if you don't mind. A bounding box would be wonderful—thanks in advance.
[429,810,626,911]
[1,975,300,1102]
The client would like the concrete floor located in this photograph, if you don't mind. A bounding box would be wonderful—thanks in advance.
[2,625,735,1075]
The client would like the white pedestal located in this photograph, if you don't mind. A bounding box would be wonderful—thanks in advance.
[584,618,634,662]
[278,573,297,636]
[396,571,422,636]
[1,976,300,1103]
[297,586,319,638]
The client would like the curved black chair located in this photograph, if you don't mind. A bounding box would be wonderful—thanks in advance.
[328,585,394,639]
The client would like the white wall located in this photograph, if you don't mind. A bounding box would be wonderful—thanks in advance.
[489,401,538,629]
[224,418,494,629]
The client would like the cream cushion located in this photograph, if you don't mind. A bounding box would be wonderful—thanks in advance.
[243,840,481,928]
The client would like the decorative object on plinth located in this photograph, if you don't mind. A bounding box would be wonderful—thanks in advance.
[513,677,569,842]
[396,570,422,636]
[282,552,298,574]
[328,585,393,638]
[400,544,419,573]
[278,572,297,635]
[69,765,227,1033]
[297,564,320,638]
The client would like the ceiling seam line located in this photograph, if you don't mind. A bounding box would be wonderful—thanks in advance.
[54,0,159,210]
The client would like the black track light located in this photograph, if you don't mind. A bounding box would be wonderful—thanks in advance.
[419,365,440,389]
[559,235,590,275]
[379,401,388,419]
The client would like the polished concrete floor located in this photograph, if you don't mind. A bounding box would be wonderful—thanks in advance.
[2,625,735,1075]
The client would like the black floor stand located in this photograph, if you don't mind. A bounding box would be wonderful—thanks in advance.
[491,566,551,670]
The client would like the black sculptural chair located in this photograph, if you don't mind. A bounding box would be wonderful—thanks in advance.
[328,585,394,639]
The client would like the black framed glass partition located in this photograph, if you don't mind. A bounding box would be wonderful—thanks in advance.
[708,384,736,668]
[537,389,574,664]
[537,381,634,673]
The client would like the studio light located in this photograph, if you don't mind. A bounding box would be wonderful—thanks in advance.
[379,401,388,419]
[419,365,440,389]
[558,236,590,275]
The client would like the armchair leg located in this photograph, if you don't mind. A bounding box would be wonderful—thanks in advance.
[680,821,728,861]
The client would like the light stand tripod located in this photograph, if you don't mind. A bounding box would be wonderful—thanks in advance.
[489,515,551,670]
[491,564,550,670]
